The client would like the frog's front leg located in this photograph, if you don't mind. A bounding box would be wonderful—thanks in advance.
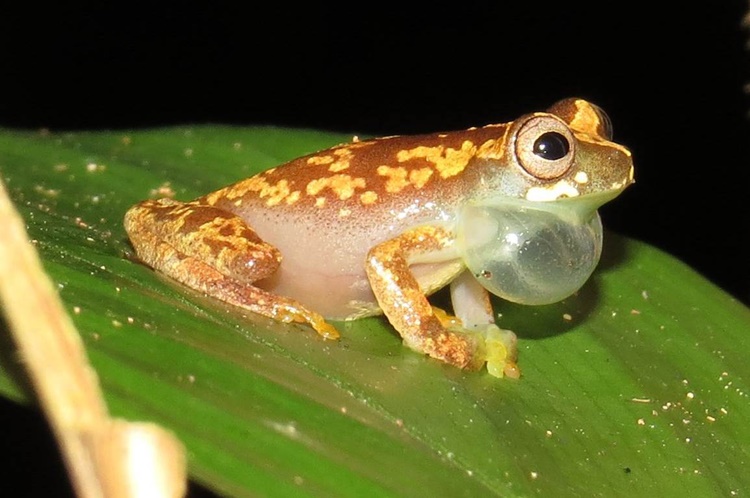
[124,198,338,339]
[365,225,519,377]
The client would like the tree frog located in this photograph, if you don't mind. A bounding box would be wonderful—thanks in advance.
[124,98,634,378]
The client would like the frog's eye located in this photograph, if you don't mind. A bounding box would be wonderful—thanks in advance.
[515,115,576,180]
[590,104,614,140]
[533,132,569,160]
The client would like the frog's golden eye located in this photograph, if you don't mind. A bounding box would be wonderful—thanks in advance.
[590,103,613,140]
[515,115,576,180]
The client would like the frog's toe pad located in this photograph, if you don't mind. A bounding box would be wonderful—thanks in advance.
[480,325,520,379]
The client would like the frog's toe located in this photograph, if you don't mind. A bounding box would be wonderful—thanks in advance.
[478,325,520,379]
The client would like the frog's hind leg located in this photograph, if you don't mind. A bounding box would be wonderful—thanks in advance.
[124,198,338,339]
[365,225,518,377]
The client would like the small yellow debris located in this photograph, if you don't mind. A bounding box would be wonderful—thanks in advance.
[562,313,573,321]
[86,162,106,173]
[73,306,81,315]
[33,185,60,197]
[686,392,695,399]
[706,415,716,423]
[637,418,645,426]
[530,471,539,480]
[150,182,176,198]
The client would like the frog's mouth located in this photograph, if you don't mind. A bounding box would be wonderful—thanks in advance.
[456,193,616,305]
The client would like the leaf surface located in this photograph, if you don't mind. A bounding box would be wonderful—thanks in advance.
[0,126,748,497]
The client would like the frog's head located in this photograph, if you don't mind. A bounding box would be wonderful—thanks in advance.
[457,98,634,305]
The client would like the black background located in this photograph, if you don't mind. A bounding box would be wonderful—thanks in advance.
[2,3,748,496]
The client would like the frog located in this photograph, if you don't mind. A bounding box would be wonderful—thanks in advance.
[124,98,634,379]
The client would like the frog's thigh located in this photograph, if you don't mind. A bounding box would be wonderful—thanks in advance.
[124,199,338,339]
[125,199,281,283]
[365,226,484,370]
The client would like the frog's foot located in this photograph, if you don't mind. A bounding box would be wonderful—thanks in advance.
[474,324,520,379]
[269,298,340,340]
[184,259,341,340]
[431,309,519,378]
[431,306,463,328]
[397,320,516,378]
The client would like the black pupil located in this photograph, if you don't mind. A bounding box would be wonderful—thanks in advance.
[533,132,569,160]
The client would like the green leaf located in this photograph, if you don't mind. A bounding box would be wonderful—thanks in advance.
[1,126,748,497]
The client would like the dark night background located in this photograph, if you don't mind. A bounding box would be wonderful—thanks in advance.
[1,3,748,496]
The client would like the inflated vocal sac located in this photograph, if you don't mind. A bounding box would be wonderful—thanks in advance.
[456,197,603,305]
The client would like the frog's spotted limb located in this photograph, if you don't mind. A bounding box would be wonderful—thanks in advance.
[124,198,339,340]
[365,225,519,377]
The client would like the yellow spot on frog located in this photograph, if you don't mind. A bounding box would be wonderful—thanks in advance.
[338,208,351,217]
[328,148,354,172]
[574,171,589,184]
[409,167,433,189]
[263,179,292,206]
[307,155,334,166]
[525,180,580,201]
[210,174,299,206]
[396,140,476,179]
[476,128,511,160]
[315,197,326,208]
[570,99,604,136]
[306,174,366,200]
[360,191,378,205]
[286,191,301,204]
[377,165,410,193]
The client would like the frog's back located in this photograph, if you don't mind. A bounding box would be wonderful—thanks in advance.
[200,126,509,318]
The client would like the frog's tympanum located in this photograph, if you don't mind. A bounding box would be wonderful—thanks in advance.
[125,99,634,378]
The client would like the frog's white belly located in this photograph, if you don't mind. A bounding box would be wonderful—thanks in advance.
[243,210,463,319]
